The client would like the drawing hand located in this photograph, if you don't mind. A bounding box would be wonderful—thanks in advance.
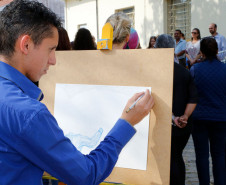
[120,89,154,126]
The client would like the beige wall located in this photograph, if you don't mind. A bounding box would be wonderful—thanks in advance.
[191,0,226,38]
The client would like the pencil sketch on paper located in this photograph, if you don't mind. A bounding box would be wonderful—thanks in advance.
[66,128,103,152]
[54,84,151,170]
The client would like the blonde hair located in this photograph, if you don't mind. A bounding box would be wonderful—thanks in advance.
[106,12,131,44]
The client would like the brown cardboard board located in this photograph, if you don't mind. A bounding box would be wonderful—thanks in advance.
[39,49,174,185]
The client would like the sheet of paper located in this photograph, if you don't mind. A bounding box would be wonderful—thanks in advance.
[54,84,151,170]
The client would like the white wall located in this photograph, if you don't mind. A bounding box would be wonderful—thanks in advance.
[66,0,226,47]
[191,0,226,38]
[144,0,165,47]
[66,0,97,42]
[66,0,166,48]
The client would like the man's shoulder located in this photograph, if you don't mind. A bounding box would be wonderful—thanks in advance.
[0,79,46,120]
[216,33,226,40]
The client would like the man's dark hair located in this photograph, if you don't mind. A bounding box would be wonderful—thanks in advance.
[200,37,218,61]
[175,29,182,34]
[72,28,96,50]
[0,0,62,58]
[214,23,217,28]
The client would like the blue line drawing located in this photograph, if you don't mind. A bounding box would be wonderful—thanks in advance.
[66,128,103,152]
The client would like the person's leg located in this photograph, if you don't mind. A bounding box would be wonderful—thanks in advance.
[170,127,190,185]
[192,120,210,185]
[209,121,226,185]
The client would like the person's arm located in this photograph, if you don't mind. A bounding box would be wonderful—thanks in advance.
[176,50,185,57]
[185,53,192,62]
[176,41,186,57]
[174,103,197,128]
[15,90,154,185]
[173,72,198,128]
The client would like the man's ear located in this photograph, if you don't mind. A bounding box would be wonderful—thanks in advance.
[19,35,32,55]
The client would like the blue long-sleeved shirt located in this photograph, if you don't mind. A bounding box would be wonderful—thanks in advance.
[213,33,226,61]
[0,61,136,185]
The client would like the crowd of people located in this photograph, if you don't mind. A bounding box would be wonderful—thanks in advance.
[0,1,225,185]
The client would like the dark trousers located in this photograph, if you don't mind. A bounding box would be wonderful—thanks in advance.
[192,120,226,185]
[179,58,186,68]
[170,127,191,185]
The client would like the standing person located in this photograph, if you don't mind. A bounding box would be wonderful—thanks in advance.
[186,28,201,68]
[147,36,156,49]
[72,28,96,50]
[181,33,185,40]
[190,37,226,185]
[106,12,131,49]
[123,28,140,49]
[174,29,187,68]
[155,34,198,185]
[0,1,155,185]
[209,23,226,61]
[56,27,71,51]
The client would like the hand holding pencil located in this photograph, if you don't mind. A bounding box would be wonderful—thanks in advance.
[120,89,154,126]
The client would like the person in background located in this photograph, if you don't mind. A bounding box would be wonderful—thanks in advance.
[181,33,185,40]
[123,28,140,49]
[209,23,226,61]
[0,1,154,184]
[186,28,201,68]
[155,34,198,185]
[56,27,71,51]
[106,12,131,49]
[174,29,187,68]
[72,28,96,50]
[190,37,226,185]
[147,36,156,49]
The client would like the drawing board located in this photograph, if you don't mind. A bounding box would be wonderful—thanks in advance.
[39,49,174,185]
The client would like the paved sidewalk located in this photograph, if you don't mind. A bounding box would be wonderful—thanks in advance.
[183,136,213,185]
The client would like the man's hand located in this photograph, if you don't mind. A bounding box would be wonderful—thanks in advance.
[120,89,154,126]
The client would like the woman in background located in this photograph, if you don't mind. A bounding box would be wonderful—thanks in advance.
[190,37,226,185]
[106,12,131,49]
[186,28,201,68]
[147,36,156,48]
[72,28,96,50]
[56,27,71,50]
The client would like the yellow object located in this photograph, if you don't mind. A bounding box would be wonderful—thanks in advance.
[97,23,113,50]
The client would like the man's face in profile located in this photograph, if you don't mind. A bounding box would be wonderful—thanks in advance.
[209,24,216,35]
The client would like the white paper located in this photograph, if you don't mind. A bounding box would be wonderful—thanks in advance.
[54,84,151,170]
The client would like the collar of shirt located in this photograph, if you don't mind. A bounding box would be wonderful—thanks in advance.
[175,39,184,45]
[0,61,43,101]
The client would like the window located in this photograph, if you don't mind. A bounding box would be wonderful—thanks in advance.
[167,0,191,40]
[115,7,135,28]
[78,24,87,29]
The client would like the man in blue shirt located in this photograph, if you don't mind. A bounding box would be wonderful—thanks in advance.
[174,29,187,68]
[209,23,226,61]
[0,1,154,185]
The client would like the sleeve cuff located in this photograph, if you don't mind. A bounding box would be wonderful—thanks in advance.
[106,118,136,147]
